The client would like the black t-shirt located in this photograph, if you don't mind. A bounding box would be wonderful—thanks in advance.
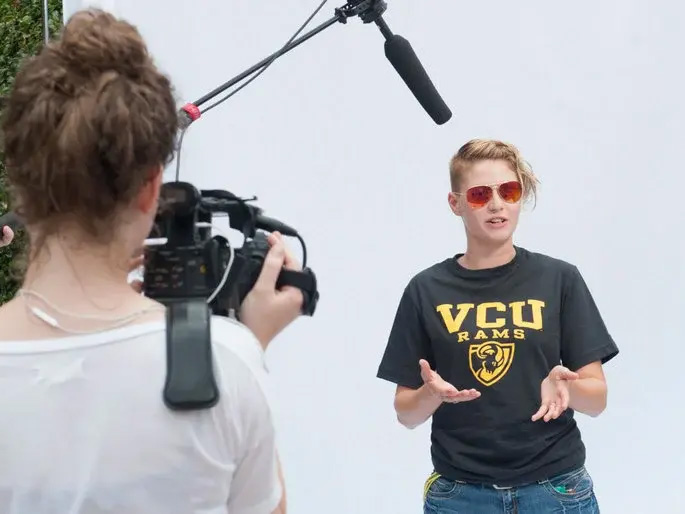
[376,246,619,486]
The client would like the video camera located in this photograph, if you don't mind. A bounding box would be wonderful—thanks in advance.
[142,182,319,413]
[143,181,319,318]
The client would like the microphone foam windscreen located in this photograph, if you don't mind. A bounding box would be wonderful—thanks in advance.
[384,35,452,125]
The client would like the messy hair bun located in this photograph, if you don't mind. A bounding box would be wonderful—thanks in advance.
[59,9,150,80]
[1,8,178,250]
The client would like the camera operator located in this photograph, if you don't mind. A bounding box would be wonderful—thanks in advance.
[0,8,300,514]
[0,225,13,247]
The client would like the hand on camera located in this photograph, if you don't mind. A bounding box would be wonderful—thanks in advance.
[419,359,480,404]
[0,226,14,248]
[240,231,304,349]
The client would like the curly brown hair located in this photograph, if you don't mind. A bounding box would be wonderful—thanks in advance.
[1,8,178,255]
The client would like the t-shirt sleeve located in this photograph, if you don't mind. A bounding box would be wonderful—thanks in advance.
[211,317,282,514]
[376,281,434,389]
[560,265,619,371]
[227,384,282,514]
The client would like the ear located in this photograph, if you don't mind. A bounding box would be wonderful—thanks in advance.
[137,165,163,214]
[448,191,463,217]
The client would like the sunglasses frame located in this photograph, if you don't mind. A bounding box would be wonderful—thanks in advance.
[451,180,523,209]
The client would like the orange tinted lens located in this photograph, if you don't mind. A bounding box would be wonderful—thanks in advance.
[466,185,493,207]
[498,181,522,203]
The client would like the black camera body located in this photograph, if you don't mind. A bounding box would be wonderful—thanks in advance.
[142,181,319,412]
[143,181,319,318]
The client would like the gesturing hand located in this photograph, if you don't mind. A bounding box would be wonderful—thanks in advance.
[532,365,579,422]
[419,359,480,404]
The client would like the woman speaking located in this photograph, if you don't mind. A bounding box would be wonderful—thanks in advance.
[377,139,619,513]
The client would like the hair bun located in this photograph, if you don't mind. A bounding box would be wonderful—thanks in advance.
[58,9,149,79]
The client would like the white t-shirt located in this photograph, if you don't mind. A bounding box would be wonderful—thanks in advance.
[0,316,282,514]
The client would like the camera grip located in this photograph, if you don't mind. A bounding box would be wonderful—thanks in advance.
[276,267,320,316]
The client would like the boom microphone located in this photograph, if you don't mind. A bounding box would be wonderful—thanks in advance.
[383,34,452,125]
[358,3,452,125]
[177,0,453,131]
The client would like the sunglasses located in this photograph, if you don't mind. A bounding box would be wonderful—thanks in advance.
[453,180,522,209]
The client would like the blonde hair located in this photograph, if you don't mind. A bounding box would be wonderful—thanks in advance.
[449,139,539,205]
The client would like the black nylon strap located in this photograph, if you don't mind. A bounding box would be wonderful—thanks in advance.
[277,268,315,291]
[276,267,319,316]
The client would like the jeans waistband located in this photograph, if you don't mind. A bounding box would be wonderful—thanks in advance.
[434,465,584,490]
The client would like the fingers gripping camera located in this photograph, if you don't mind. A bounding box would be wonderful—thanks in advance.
[233,231,319,317]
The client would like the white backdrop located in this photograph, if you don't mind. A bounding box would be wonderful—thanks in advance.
[62,1,685,513]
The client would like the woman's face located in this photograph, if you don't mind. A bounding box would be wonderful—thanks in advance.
[448,159,522,245]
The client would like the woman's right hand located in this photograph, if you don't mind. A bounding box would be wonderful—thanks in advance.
[419,359,480,404]
[0,226,14,248]
[239,232,304,350]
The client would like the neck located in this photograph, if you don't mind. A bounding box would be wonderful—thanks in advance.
[22,235,139,313]
[459,238,516,270]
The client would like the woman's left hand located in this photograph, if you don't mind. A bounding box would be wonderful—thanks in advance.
[0,226,14,248]
[532,365,579,422]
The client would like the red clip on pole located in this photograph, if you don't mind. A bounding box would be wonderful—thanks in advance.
[179,104,201,129]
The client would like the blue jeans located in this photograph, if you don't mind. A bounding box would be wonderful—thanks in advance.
[423,466,600,513]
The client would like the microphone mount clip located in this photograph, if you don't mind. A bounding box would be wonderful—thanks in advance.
[336,0,387,24]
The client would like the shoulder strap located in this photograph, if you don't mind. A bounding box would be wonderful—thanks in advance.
[163,299,220,410]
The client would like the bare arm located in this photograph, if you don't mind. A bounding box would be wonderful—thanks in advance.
[393,360,480,429]
[394,385,443,429]
[568,361,607,417]
[271,454,287,514]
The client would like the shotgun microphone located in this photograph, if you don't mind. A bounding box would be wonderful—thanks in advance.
[354,1,453,124]
[383,34,452,125]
